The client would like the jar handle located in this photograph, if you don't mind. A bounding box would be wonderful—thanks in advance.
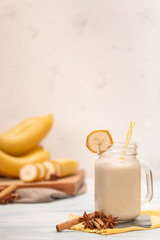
[141,162,153,205]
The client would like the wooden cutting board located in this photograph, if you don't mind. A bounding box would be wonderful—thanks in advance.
[0,169,85,195]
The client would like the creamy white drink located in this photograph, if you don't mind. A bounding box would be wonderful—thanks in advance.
[86,129,153,221]
[95,146,141,221]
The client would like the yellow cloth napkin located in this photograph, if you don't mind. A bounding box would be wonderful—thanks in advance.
[69,208,160,235]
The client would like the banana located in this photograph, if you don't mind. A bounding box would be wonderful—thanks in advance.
[3,117,41,137]
[52,159,79,177]
[19,145,44,156]
[0,169,13,178]
[0,114,53,156]
[0,149,50,177]
[19,164,39,182]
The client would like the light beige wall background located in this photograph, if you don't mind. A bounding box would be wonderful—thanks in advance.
[0,0,160,178]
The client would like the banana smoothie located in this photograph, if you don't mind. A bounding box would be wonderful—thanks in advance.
[86,128,153,221]
[95,150,141,221]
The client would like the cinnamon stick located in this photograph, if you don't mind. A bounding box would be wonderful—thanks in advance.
[95,218,105,227]
[0,184,17,199]
[91,217,104,230]
[91,219,101,230]
[56,211,98,232]
[0,186,6,192]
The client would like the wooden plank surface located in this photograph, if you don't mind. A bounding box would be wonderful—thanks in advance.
[0,179,160,240]
[0,170,85,195]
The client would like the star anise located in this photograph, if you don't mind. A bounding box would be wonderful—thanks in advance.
[94,210,104,219]
[103,214,119,229]
[79,211,94,229]
[0,194,12,204]
[0,193,20,205]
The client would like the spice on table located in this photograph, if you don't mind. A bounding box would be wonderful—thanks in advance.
[0,186,6,192]
[0,184,20,205]
[56,210,119,232]
[92,217,105,229]
[103,214,119,229]
[91,218,104,230]
[95,210,105,219]
[56,211,100,232]
[0,184,17,198]
[0,193,20,204]
[79,212,94,229]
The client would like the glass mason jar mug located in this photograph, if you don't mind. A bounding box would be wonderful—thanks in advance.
[95,143,153,221]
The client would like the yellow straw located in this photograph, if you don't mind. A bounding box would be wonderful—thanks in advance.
[121,121,135,159]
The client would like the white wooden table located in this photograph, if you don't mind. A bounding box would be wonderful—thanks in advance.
[0,179,160,240]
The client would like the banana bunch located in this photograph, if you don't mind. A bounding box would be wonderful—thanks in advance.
[0,114,53,178]
[0,114,79,182]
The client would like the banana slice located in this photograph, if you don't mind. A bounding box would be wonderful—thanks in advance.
[42,161,57,180]
[35,163,46,181]
[19,164,39,182]
[86,130,113,153]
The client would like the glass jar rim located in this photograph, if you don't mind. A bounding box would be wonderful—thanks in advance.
[98,142,137,156]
